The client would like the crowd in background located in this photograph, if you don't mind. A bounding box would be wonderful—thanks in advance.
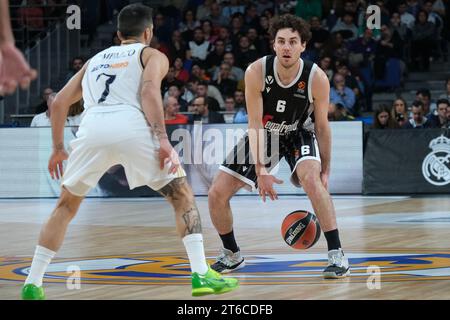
[12,0,450,129]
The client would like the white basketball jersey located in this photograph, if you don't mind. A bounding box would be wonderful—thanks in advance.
[82,43,147,111]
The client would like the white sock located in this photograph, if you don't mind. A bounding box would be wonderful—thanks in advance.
[25,245,56,287]
[182,234,209,275]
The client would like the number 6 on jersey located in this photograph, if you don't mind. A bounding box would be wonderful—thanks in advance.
[276,100,286,113]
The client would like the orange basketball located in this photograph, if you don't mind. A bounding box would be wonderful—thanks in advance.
[281,210,321,249]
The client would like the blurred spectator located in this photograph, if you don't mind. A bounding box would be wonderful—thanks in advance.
[244,3,260,29]
[164,96,188,125]
[234,36,259,70]
[230,13,246,41]
[411,10,436,71]
[165,84,189,112]
[428,99,449,128]
[33,87,53,114]
[67,100,84,126]
[391,98,409,127]
[347,28,377,69]
[212,62,238,99]
[213,52,245,82]
[246,27,270,56]
[234,89,246,110]
[330,73,356,114]
[402,100,432,128]
[389,12,410,42]
[331,11,358,41]
[306,16,330,61]
[439,77,450,101]
[223,0,245,20]
[295,0,322,20]
[196,81,224,111]
[258,15,271,50]
[162,66,184,94]
[17,0,44,30]
[328,102,355,121]
[168,30,188,64]
[179,9,200,43]
[416,88,437,116]
[205,39,226,71]
[318,55,334,81]
[335,61,363,114]
[153,13,173,45]
[223,96,237,123]
[374,24,403,81]
[233,105,248,123]
[321,32,350,62]
[197,0,214,21]
[407,0,421,17]
[64,56,84,83]
[150,35,170,57]
[182,76,199,103]
[30,93,58,127]
[191,63,211,82]
[187,27,213,66]
[371,105,399,129]
[256,0,274,15]
[206,2,227,28]
[190,96,225,124]
[398,1,416,29]
[112,32,121,46]
[201,19,218,43]
[217,27,234,52]
[173,57,190,83]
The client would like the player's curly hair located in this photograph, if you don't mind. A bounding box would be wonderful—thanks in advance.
[269,14,312,44]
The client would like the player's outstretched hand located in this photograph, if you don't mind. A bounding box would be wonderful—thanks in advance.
[0,42,37,95]
[48,149,69,180]
[257,174,283,202]
[159,138,180,174]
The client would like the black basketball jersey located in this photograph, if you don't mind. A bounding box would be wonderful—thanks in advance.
[261,55,318,135]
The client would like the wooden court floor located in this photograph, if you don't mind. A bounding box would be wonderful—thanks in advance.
[0,196,449,300]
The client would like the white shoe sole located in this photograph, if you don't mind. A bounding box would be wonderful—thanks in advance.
[323,268,350,279]
[220,260,246,274]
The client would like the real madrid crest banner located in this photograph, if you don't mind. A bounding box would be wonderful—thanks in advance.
[364,129,450,194]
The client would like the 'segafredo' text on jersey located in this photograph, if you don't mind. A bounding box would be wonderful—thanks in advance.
[261,55,319,135]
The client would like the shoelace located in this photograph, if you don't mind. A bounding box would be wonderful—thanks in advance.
[329,253,342,267]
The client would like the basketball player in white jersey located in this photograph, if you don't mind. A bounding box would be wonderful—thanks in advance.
[21,4,238,300]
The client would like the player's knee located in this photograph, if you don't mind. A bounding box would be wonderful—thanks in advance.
[208,184,229,204]
[54,196,79,221]
[299,171,321,195]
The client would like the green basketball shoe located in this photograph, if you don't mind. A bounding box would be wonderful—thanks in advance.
[191,266,239,296]
[21,284,46,300]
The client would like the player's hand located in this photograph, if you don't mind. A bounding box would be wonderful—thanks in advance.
[320,170,330,190]
[0,42,37,95]
[158,137,180,174]
[257,174,283,202]
[48,148,69,180]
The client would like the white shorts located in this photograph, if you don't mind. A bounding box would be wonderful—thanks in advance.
[61,106,186,197]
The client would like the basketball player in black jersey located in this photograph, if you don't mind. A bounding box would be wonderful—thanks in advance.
[208,14,350,279]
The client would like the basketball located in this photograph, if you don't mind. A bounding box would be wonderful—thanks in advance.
[281,210,321,250]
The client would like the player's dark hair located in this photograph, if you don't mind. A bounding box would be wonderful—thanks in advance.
[118,4,153,38]
[269,14,312,44]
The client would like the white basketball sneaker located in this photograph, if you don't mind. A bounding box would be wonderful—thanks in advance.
[323,248,350,279]
[211,248,245,273]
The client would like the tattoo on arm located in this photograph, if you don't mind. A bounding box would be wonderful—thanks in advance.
[151,123,168,139]
[182,207,202,235]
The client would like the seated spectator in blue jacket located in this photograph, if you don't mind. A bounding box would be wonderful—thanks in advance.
[330,73,356,115]
[402,100,432,128]
[428,99,449,128]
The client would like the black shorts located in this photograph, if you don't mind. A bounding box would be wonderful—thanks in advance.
[219,130,321,191]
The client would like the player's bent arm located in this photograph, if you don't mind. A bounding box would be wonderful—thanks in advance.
[51,63,87,150]
[311,68,332,173]
[245,59,266,175]
[140,48,169,140]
